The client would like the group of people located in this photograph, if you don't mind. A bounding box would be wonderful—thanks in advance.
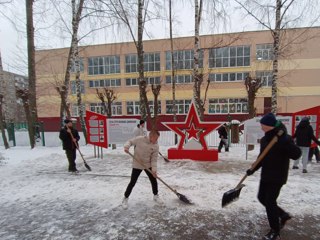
[59,114,319,240]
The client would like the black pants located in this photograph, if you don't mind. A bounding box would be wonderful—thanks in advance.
[124,168,158,198]
[65,149,77,171]
[258,181,288,232]
[218,138,229,152]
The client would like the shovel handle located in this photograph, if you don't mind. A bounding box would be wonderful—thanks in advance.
[236,129,284,188]
[127,152,178,194]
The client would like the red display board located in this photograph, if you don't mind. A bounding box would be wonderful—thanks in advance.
[162,102,221,161]
[292,106,320,147]
[85,111,108,148]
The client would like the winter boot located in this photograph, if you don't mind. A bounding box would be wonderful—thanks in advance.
[262,229,280,240]
[122,197,128,209]
[280,213,292,229]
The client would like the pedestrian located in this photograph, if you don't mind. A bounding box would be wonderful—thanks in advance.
[308,146,320,163]
[59,119,80,173]
[122,130,161,209]
[218,123,229,152]
[292,117,320,173]
[133,119,146,137]
[246,113,301,240]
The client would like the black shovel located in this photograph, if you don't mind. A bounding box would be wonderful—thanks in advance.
[221,130,284,208]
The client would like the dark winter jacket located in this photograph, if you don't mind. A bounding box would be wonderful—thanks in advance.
[252,124,301,185]
[59,126,80,150]
[292,117,320,147]
[218,125,228,139]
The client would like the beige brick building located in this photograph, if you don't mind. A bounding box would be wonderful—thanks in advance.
[35,27,320,122]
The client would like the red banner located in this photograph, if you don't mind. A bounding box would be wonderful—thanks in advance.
[85,111,108,148]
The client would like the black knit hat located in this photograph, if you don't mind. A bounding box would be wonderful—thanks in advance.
[260,113,277,127]
[64,119,72,124]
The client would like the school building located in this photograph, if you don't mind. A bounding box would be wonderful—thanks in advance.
[35,27,320,130]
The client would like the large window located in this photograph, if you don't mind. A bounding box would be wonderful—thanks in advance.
[209,72,249,82]
[71,58,84,72]
[209,46,250,68]
[166,50,204,70]
[149,101,161,115]
[71,104,85,117]
[126,101,140,115]
[125,77,161,86]
[256,44,273,60]
[165,75,192,84]
[70,81,85,94]
[256,71,272,87]
[166,99,191,114]
[208,98,248,114]
[89,79,121,88]
[89,102,122,116]
[88,55,120,75]
[125,52,160,73]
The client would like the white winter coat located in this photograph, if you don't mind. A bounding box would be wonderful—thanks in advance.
[133,125,145,137]
[124,136,159,171]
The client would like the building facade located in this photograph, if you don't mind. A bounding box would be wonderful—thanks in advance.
[35,27,320,127]
[0,52,28,123]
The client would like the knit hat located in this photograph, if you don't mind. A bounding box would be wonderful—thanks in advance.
[64,119,72,124]
[139,120,145,125]
[260,113,277,127]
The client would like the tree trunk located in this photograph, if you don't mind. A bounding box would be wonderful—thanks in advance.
[26,0,36,148]
[271,0,282,114]
[0,96,9,149]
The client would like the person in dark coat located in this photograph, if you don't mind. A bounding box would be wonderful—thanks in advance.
[292,117,320,173]
[217,123,229,152]
[246,113,301,240]
[59,119,80,172]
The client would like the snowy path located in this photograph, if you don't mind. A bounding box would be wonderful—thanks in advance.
[0,146,319,239]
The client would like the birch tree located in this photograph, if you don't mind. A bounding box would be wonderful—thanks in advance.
[235,0,320,114]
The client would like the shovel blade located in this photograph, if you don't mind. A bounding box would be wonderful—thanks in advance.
[221,184,245,208]
[176,192,193,204]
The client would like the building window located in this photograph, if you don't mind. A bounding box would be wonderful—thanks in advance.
[71,104,85,117]
[209,72,249,82]
[71,58,84,72]
[126,101,140,115]
[166,99,191,114]
[125,52,161,73]
[70,81,85,94]
[165,75,192,84]
[256,44,273,60]
[88,55,120,75]
[125,77,161,86]
[90,103,105,115]
[256,71,272,87]
[89,79,121,88]
[208,98,248,114]
[111,102,122,115]
[89,102,122,116]
[149,100,161,116]
[209,45,251,68]
[165,49,204,70]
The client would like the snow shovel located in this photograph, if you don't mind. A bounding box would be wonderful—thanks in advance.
[221,130,284,208]
[159,152,170,162]
[67,127,92,171]
[127,152,192,204]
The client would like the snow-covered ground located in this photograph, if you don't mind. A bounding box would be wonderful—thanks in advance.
[0,143,319,240]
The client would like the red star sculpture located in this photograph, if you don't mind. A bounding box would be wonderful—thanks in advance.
[162,102,221,161]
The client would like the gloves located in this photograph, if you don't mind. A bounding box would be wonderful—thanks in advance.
[246,169,254,176]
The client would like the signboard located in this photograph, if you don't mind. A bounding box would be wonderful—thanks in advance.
[244,116,292,145]
[107,119,139,144]
[85,111,108,148]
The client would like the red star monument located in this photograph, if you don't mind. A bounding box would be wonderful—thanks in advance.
[162,102,221,161]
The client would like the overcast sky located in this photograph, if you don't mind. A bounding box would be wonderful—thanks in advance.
[1,0,318,75]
